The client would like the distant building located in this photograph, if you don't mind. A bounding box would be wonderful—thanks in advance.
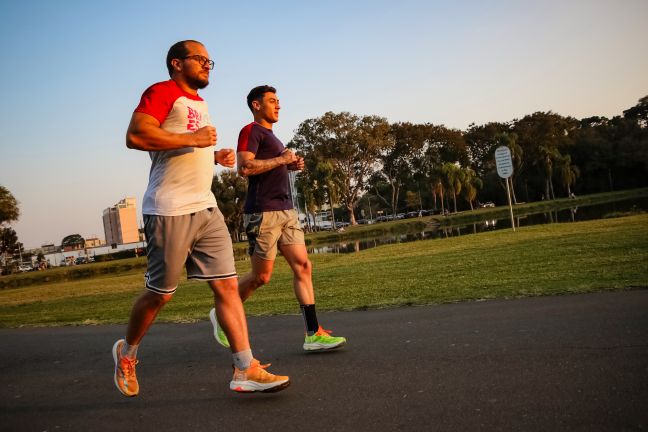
[84,237,105,248]
[40,243,58,254]
[103,197,139,247]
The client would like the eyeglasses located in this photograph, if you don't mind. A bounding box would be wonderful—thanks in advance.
[182,55,215,70]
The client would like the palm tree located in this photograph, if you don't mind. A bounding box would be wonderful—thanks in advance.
[427,167,445,214]
[461,167,482,210]
[314,161,343,229]
[556,154,580,197]
[538,145,561,200]
[298,165,334,230]
[442,162,462,213]
[295,175,317,231]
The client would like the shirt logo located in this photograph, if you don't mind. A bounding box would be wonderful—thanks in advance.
[187,106,202,131]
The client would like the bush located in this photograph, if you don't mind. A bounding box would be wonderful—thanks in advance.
[0,257,147,290]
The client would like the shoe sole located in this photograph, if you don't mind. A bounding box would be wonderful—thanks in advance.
[230,379,291,393]
[112,339,137,397]
[209,308,230,348]
[303,339,347,351]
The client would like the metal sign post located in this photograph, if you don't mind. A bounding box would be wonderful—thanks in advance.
[494,146,515,232]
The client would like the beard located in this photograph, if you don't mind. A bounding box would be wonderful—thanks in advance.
[187,75,209,90]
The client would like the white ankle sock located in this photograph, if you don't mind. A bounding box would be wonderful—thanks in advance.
[121,341,139,359]
[232,349,253,370]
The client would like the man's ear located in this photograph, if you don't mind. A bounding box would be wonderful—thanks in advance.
[171,58,182,73]
[251,100,261,111]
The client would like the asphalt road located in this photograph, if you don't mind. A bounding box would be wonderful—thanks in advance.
[1,290,647,431]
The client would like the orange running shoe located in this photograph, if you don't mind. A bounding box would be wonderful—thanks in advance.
[112,339,139,397]
[230,359,290,393]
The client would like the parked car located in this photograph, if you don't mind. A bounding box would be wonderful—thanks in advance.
[479,201,495,208]
[18,264,33,272]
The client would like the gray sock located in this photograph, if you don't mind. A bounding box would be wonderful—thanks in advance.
[121,341,139,359]
[232,349,253,370]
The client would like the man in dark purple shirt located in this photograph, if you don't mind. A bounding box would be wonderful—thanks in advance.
[208,85,346,352]
[237,120,292,213]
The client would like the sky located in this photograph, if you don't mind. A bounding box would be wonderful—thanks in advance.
[0,0,646,249]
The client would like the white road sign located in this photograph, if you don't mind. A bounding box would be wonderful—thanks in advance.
[495,146,513,178]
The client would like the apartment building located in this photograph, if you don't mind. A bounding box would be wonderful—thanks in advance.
[103,197,139,247]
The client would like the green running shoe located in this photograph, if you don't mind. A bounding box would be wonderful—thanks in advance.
[303,326,346,351]
[209,308,230,348]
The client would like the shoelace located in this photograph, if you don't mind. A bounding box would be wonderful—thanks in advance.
[120,357,138,377]
[253,361,271,370]
[315,327,333,336]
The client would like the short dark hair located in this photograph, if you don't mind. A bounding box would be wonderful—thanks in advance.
[247,85,277,111]
[166,40,202,77]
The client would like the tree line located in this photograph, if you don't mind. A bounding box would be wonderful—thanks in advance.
[212,95,647,235]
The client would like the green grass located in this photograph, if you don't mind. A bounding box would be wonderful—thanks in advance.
[2,187,645,290]
[1,213,646,328]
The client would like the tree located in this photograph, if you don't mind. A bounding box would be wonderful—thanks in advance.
[291,112,391,225]
[460,167,482,210]
[405,191,420,211]
[211,170,248,241]
[374,122,427,218]
[464,122,512,176]
[570,116,616,193]
[538,145,561,200]
[430,169,445,213]
[442,162,463,213]
[315,160,344,228]
[295,160,328,231]
[555,154,580,197]
[513,112,578,201]
[0,186,19,225]
[417,129,444,212]
[295,176,317,231]
[61,234,85,250]
[0,226,19,274]
[623,95,648,128]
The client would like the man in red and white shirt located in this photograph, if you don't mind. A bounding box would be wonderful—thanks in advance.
[112,40,289,397]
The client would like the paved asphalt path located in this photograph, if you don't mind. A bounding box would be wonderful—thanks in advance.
[1,290,647,432]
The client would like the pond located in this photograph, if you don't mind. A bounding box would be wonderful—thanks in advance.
[307,197,647,255]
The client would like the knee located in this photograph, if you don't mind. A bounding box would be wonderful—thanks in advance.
[210,278,239,299]
[156,293,173,307]
[143,291,172,308]
[294,259,312,277]
[255,271,272,286]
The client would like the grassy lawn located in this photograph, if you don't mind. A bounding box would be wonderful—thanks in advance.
[1,213,646,328]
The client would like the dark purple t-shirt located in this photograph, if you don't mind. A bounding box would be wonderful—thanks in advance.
[237,122,293,213]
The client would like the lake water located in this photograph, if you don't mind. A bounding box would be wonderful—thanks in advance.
[307,198,647,255]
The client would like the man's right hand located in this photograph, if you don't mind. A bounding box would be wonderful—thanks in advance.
[192,126,217,148]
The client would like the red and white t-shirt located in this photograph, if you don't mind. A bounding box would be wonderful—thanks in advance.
[134,80,217,216]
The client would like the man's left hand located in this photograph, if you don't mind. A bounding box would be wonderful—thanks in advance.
[287,156,305,171]
[215,148,235,168]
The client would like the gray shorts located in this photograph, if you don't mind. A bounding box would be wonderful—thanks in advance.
[143,207,237,295]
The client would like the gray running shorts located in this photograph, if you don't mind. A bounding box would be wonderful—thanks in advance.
[143,207,237,295]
